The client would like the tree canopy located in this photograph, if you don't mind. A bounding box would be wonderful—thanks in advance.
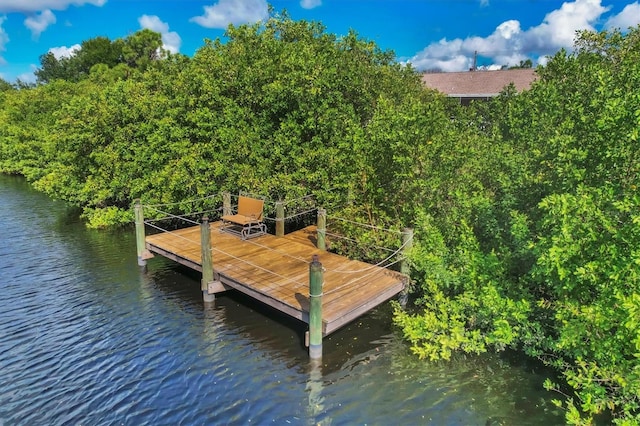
[34,29,165,83]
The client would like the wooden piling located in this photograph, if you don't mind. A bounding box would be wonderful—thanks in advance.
[316,208,326,250]
[134,199,147,266]
[201,216,215,303]
[398,228,413,307]
[308,255,323,359]
[400,228,413,277]
[275,201,285,237]
[223,192,232,216]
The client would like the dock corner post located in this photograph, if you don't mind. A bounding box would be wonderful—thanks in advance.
[275,200,285,237]
[223,192,232,217]
[316,208,326,250]
[134,199,147,267]
[400,227,413,277]
[309,254,324,360]
[399,227,413,307]
[200,215,215,303]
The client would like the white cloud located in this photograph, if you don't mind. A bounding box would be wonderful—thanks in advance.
[190,0,269,29]
[408,0,616,71]
[523,0,608,52]
[605,2,640,29]
[0,16,8,65]
[479,0,489,7]
[300,0,322,9]
[17,65,38,84]
[0,0,106,13]
[139,15,182,54]
[49,43,80,59]
[25,9,56,38]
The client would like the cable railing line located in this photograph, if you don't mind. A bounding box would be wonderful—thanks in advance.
[142,194,220,209]
[144,221,201,246]
[328,217,403,234]
[143,206,200,226]
[324,231,398,254]
[144,207,222,224]
[210,245,306,288]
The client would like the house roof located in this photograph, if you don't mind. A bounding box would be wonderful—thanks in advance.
[421,68,537,97]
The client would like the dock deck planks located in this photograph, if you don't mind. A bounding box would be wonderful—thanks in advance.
[145,222,406,336]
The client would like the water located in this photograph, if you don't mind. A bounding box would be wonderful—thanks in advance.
[0,175,564,425]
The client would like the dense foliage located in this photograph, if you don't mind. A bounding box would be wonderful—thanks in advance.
[0,13,638,423]
[394,27,640,424]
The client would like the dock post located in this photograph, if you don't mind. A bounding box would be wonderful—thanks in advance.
[223,192,232,216]
[201,216,215,303]
[134,199,147,267]
[308,255,323,360]
[275,201,285,237]
[399,228,413,306]
[316,208,326,250]
[400,228,413,276]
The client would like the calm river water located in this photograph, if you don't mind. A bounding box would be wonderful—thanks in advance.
[0,175,564,425]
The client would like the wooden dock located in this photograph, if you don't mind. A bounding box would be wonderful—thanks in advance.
[144,221,406,337]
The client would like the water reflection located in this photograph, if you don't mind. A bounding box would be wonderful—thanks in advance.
[306,359,327,425]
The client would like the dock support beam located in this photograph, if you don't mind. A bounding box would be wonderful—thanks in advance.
[134,199,147,267]
[308,255,323,360]
[275,201,285,237]
[201,216,215,303]
[316,208,326,250]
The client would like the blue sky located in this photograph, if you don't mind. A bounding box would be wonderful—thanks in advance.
[0,0,639,82]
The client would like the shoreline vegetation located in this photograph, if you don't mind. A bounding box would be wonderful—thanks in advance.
[1,14,638,424]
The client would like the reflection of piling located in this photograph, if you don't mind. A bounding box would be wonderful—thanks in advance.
[316,208,326,250]
[201,216,215,303]
[134,199,147,267]
[307,359,325,423]
[309,255,323,360]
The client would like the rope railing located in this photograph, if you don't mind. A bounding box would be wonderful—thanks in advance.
[281,194,315,207]
[143,206,200,226]
[141,194,220,209]
[324,231,397,254]
[210,245,306,289]
[239,235,312,265]
[143,221,201,246]
[264,207,318,222]
[322,233,412,274]
[323,258,404,296]
[136,192,411,281]
[328,216,404,234]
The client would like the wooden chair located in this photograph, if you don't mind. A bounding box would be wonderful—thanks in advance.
[221,195,267,239]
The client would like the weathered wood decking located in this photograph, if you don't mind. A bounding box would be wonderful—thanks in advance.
[145,222,406,336]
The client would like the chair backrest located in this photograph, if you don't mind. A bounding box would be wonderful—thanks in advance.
[237,196,264,220]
